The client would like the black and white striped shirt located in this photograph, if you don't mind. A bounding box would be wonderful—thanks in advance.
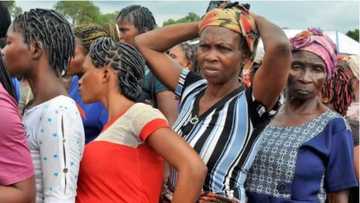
[168,69,277,200]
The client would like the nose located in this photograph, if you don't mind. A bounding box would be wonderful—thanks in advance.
[298,68,312,83]
[203,49,218,63]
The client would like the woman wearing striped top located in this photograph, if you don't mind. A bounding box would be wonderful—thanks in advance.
[135,3,291,202]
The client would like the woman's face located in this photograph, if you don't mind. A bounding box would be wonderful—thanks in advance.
[78,55,107,104]
[168,45,191,69]
[2,24,33,77]
[117,19,140,44]
[197,26,243,85]
[287,50,327,101]
[67,38,86,77]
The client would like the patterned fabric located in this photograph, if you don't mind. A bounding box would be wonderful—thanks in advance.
[246,110,358,202]
[76,103,169,203]
[23,96,85,203]
[290,28,337,78]
[199,5,259,60]
[167,69,276,201]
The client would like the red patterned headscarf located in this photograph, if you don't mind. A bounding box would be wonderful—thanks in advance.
[290,28,337,78]
[199,5,259,61]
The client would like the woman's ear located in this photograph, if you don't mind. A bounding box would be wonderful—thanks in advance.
[29,41,43,60]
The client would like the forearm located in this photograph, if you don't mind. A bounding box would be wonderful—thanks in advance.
[135,22,199,52]
[171,166,206,203]
[327,191,349,203]
[0,177,35,203]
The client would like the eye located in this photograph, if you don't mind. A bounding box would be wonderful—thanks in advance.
[313,65,324,73]
[217,45,232,52]
[291,62,303,70]
[198,44,210,51]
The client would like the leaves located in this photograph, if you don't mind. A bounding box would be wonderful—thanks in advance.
[163,12,200,26]
[346,29,359,42]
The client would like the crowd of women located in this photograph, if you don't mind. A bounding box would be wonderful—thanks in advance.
[0,1,358,203]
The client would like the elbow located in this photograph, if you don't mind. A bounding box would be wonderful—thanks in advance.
[181,158,207,185]
[266,39,291,58]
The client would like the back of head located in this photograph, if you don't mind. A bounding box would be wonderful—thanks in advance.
[13,8,75,76]
[74,24,111,54]
[89,37,146,102]
[117,5,157,33]
[0,2,11,47]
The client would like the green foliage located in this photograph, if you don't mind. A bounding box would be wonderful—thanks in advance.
[163,12,200,26]
[54,0,101,25]
[346,29,359,42]
[3,0,23,18]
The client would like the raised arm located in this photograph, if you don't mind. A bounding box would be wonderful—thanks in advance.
[135,23,199,91]
[252,14,291,110]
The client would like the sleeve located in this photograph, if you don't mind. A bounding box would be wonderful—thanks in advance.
[0,90,34,185]
[245,87,280,129]
[151,73,168,94]
[131,104,169,142]
[347,118,359,146]
[38,102,85,203]
[174,69,203,98]
[325,120,358,192]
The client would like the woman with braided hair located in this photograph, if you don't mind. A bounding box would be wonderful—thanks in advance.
[67,24,111,143]
[135,2,290,202]
[322,55,358,116]
[167,42,196,71]
[117,5,179,125]
[2,9,85,202]
[76,37,206,203]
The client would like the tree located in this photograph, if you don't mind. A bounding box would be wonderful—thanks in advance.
[54,0,101,25]
[346,29,359,42]
[2,0,23,18]
[97,12,118,25]
[163,12,200,26]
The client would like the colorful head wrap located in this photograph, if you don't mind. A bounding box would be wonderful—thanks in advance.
[199,4,259,60]
[290,28,337,78]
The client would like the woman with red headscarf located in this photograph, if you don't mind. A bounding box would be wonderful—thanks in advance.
[246,28,358,203]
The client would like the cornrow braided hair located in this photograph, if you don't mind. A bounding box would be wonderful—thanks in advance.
[322,56,355,116]
[75,24,110,53]
[13,8,75,76]
[117,5,157,33]
[89,37,145,102]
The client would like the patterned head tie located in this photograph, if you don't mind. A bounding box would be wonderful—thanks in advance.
[290,28,337,78]
[89,37,146,102]
[199,3,259,61]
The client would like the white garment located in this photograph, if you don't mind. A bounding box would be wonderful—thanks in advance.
[23,95,85,203]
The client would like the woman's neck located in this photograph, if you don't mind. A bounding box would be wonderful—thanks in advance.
[205,77,241,100]
[101,89,135,120]
[27,68,67,107]
[283,96,327,116]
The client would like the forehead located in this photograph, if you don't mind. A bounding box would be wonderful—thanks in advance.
[292,50,326,66]
[6,24,23,40]
[199,26,240,45]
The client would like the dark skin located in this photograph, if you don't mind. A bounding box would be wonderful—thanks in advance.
[78,57,207,203]
[3,25,67,109]
[135,13,291,117]
[273,50,349,203]
[0,177,36,203]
